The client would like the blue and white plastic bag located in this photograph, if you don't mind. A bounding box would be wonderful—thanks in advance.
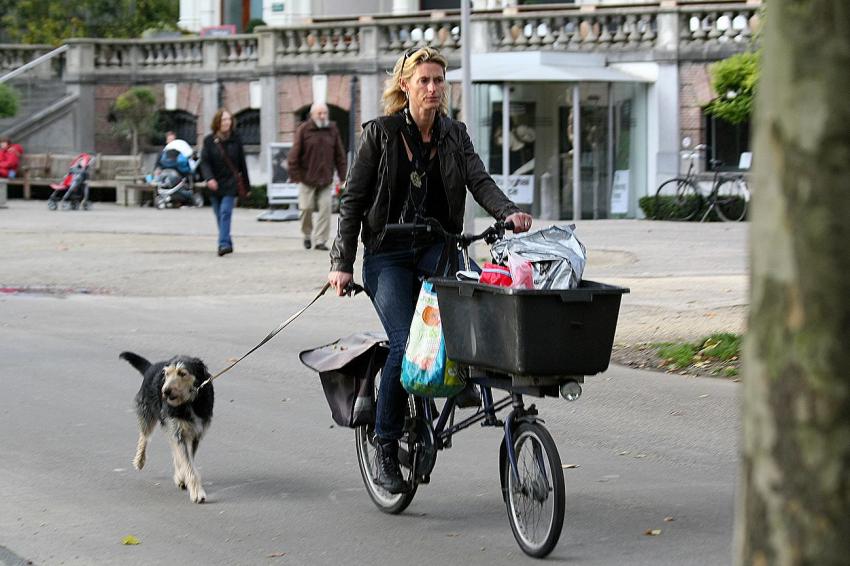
[401,281,464,397]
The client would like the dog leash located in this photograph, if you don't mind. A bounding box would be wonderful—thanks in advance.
[198,281,363,390]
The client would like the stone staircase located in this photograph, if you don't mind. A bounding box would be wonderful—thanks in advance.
[0,78,74,138]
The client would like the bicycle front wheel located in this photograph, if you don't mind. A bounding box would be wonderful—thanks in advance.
[714,178,750,221]
[654,178,702,221]
[503,422,565,558]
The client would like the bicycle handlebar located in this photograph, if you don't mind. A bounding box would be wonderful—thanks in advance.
[384,219,516,248]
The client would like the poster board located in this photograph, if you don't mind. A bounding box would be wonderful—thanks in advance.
[610,170,630,215]
[491,174,535,205]
[267,143,299,205]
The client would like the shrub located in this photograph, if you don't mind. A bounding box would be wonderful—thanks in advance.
[0,83,19,118]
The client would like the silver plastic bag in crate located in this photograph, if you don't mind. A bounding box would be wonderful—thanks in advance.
[491,224,587,289]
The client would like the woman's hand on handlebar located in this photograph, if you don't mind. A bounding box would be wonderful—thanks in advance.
[328,271,353,297]
[505,212,533,233]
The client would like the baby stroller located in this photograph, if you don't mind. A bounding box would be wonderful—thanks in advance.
[149,140,203,209]
[47,153,95,211]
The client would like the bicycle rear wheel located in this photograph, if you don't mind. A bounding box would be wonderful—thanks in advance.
[714,178,750,221]
[654,178,702,221]
[503,422,565,558]
[355,423,417,514]
[354,371,417,514]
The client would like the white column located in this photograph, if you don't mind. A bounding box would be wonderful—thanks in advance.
[392,0,418,15]
[572,85,581,221]
[648,63,680,191]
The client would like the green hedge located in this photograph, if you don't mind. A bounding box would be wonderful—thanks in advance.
[0,83,20,118]
[639,195,748,221]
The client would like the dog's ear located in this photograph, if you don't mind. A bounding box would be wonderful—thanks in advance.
[187,357,211,383]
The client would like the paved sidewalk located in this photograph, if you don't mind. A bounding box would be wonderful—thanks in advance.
[0,200,748,343]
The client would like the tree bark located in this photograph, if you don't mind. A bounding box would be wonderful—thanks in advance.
[736,2,850,565]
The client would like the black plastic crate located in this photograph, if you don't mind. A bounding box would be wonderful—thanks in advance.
[430,279,629,377]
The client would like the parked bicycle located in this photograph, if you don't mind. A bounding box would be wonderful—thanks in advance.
[311,219,629,558]
[654,145,750,222]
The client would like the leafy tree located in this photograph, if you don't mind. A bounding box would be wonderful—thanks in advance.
[0,83,19,118]
[1,0,179,45]
[111,87,157,155]
[705,51,760,125]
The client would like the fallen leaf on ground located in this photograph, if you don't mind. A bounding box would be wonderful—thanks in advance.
[698,394,710,398]
[122,535,140,545]
[664,516,675,522]
[644,529,662,536]
[267,552,287,558]
[562,464,579,469]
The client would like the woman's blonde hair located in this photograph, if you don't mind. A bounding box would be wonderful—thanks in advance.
[381,47,449,116]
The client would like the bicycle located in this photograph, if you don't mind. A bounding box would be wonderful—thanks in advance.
[654,146,751,222]
[340,219,629,558]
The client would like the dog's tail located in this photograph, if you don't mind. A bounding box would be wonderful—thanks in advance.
[119,351,151,375]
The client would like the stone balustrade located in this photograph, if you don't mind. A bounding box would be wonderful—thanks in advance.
[679,5,759,46]
[0,44,54,74]
[485,8,658,52]
[87,35,257,75]
[379,17,462,56]
[1,2,759,79]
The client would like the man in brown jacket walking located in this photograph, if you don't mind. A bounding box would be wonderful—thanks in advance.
[288,102,347,250]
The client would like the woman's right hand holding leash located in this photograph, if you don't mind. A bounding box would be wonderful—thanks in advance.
[207,179,218,191]
[328,271,353,297]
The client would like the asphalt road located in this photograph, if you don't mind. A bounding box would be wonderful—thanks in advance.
[0,202,744,565]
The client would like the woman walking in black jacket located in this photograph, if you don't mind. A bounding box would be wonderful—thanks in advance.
[327,47,532,494]
[201,108,251,256]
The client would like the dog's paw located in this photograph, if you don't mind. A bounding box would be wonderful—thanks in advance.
[173,473,187,490]
[190,486,207,504]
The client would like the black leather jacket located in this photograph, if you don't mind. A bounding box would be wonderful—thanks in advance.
[330,113,521,273]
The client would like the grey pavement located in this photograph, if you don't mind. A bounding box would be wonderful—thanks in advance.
[0,201,745,565]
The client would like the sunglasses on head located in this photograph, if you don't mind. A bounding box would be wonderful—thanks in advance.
[401,47,415,70]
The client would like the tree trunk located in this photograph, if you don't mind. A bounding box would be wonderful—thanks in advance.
[736,2,850,565]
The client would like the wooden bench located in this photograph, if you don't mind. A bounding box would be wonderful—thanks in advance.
[5,153,144,202]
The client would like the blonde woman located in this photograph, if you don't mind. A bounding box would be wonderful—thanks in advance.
[327,47,532,494]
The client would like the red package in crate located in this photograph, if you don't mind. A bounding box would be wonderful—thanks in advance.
[479,263,513,287]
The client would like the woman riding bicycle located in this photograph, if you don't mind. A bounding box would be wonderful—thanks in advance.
[327,46,532,494]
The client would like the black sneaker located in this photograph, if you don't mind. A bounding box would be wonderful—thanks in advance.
[314,243,329,251]
[453,382,481,409]
[218,246,233,256]
[375,439,407,494]
[303,239,312,249]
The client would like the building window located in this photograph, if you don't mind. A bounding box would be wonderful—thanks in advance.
[235,109,260,145]
[704,112,751,171]
[151,110,198,146]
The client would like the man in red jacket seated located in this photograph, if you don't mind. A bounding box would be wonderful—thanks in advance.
[0,138,23,178]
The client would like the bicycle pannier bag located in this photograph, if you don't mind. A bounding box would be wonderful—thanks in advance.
[401,281,464,397]
[300,332,388,428]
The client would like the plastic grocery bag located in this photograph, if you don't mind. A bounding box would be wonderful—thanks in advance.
[401,281,464,397]
[491,224,587,289]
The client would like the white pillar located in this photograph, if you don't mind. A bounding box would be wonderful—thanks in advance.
[572,85,581,221]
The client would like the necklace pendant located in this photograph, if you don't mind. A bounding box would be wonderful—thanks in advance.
[410,171,422,188]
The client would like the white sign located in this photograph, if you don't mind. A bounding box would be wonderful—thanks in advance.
[164,83,178,111]
[249,81,262,110]
[312,75,328,106]
[267,143,299,203]
[492,174,534,205]
[610,170,630,214]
